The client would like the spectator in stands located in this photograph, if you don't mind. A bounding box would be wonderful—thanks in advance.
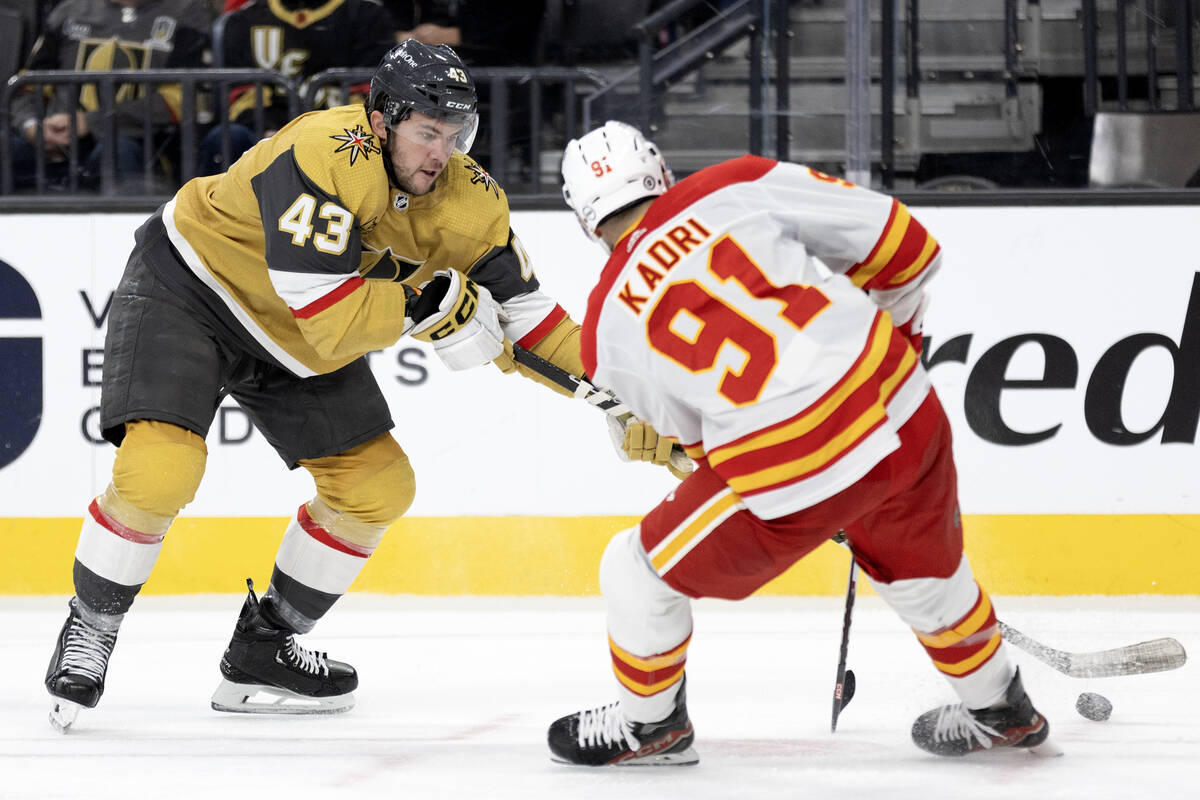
[394,1,544,66]
[8,0,212,191]
[198,0,396,174]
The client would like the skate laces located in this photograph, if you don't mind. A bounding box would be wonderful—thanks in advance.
[576,702,638,750]
[60,616,117,682]
[930,703,1002,750]
[277,635,330,677]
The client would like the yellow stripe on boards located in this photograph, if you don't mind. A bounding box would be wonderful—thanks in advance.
[2,514,1199,595]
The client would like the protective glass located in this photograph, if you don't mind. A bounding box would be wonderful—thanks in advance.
[389,110,479,156]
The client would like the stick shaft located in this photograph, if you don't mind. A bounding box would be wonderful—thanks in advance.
[510,342,693,473]
[830,555,857,732]
[510,342,630,416]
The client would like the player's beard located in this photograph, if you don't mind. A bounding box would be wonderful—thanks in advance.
[383,134,445,196]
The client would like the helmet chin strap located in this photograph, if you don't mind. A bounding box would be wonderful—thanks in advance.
[378,131,405,192]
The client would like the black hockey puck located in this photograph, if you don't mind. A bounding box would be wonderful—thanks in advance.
[1075,691,1113,721]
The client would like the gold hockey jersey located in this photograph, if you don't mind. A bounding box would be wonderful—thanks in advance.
[164,103,575,379]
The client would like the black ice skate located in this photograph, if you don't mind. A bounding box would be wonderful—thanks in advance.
[547,678,698,766]
[45,597,121,733]
[911,667,1061,757]
[210,579,357,715]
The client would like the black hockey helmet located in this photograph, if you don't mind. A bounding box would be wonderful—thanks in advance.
[369,39,479,153]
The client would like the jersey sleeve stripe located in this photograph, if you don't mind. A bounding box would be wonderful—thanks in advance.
[289,275,364,319]
[865,216,940,290]
[849,202,940,292]
[886,238,941,289]
[516,303,568,349]
[846,199,906,287]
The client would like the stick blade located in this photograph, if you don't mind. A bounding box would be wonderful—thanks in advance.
[1067,637,1187,679]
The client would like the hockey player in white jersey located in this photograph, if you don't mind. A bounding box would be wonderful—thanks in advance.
[547,121,1058,765]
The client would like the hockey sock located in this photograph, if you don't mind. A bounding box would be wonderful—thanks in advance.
[609,634,691,722]
[72,487,172,616]
[265,500,383,633]
[872,555,1014,709]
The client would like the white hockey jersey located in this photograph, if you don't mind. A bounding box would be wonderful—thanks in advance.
[581,155,941,519]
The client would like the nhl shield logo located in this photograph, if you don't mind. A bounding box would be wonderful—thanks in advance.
[393,193,410,211]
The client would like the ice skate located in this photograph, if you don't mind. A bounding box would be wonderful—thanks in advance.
[45,597,120,733]
[912,667,1061,757]
[547,678,698,766]
[210,579,357,715]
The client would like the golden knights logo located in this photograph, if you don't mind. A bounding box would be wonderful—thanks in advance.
[361,243,423,281]
[330,124,379,166]
[464,161,499,197]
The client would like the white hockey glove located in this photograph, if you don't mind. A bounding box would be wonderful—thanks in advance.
[406,269,504,371]
[607,414,694,480]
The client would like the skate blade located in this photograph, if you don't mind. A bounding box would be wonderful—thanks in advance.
[1028,736,1064,758]
[48,699,83,733]
[551,746,700,767]
[622,746,700,766]
[210,679,355,715]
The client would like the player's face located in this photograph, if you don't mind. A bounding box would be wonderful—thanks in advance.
[383,112,464,195]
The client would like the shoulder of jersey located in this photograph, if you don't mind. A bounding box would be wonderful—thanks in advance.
[289,104,389,218]
[435,153,510,240]
[446,153,508,205]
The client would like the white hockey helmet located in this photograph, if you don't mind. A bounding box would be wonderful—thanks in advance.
[561,120,674,245]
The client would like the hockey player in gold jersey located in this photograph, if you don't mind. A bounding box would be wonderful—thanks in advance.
[44,40,682,732]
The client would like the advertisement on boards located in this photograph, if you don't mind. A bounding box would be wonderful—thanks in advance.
[1,206,1198,519]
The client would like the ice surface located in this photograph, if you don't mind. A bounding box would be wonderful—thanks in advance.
[3,595,1196,799]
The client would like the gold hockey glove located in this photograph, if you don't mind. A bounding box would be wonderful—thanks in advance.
[608,414,693,480]
[493,338,518,374]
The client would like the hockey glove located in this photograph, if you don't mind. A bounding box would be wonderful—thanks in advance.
[607,414,694,480]
[407,269,504,371]
[493,338,518,374]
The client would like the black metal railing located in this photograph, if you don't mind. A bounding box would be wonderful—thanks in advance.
[1083,0,1197,114]
[1,65,606,205]
[1,69,296,199]
[585,0,765,148]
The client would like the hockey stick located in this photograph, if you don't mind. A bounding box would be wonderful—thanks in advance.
[509,342,693,475]
[830,539,858,733]
[998,620,1187,679]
